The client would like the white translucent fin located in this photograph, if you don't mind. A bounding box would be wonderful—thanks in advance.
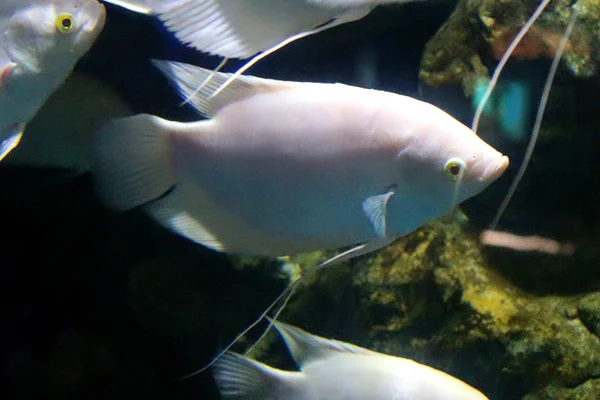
[213,352,297,400]
[151,0,371,59]
[144,180,292,255]
[180,236,396,380]
[91,114,175,210]
[471,0,552,134]
[208,6,373,98]
[152,59,298,117]
[362,190,394,237]
[272,320,374,368]
[0,126,23,162]
[490,7,579,229]
[180,58,228,107]
[101,0,153,14]
[143,185,227,252]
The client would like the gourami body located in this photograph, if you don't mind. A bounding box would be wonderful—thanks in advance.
[213,320,490,400]
[0,0,106,162]
[92,60,509,261]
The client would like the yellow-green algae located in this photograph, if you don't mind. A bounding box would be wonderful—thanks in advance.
[420,0,596,96]
[271,210,600,398]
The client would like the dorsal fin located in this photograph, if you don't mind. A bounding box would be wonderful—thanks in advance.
[150,0,369,59]
[151,60,299,118]
[271,320,375,369]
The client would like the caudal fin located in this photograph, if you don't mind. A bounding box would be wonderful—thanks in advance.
[213,351,300,400]
[91,114,175,211]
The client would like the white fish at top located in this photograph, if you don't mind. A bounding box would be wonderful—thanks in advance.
[101,0,424,96]
[213,319,490,400]
[102,0,419,59]
[0,0,106,162]
[92,60,508,266]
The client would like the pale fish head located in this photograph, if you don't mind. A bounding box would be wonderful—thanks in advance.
[376,94,509,234]
[5,0,106,73]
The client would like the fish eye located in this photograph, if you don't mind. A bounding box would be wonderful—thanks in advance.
[444,158,466,181]
[56,13,75,34]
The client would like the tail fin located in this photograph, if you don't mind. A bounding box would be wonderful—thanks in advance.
[91,114,174,211]
[213,351,300,400]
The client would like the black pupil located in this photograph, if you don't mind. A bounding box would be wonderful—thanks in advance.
[450,165,460,176]
[62,18,72,29]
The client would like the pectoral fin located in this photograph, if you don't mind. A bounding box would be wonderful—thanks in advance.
[0,124,24,162]
[362,190,395,237]
[317,235,398,271]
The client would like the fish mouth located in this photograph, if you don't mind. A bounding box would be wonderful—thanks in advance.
[483,155,509,182]
[81,1,107,33]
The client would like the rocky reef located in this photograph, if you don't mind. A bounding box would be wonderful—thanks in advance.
[6,1,600,399]
[420,0,598,96]
[269,211,600,399]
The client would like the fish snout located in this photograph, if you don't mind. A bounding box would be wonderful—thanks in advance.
[482,154,509,182]
[81,1,107,33]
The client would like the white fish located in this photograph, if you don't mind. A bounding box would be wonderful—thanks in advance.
[213,320,490,400]
[102,0,416,59]
[102,0,423,96]
[92,60,509,264]
[0,0,106,162]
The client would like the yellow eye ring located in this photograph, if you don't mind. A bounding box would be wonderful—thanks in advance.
[56,13,75,34]
[444,158,466,181]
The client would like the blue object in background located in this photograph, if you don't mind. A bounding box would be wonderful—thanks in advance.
[472,77,531,143]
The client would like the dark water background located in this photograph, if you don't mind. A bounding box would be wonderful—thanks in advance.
[3,1,599,398]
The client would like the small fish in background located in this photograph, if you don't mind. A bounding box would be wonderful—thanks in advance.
[0,0,107,162]
[92,60,508,268]
[213,319,490,400]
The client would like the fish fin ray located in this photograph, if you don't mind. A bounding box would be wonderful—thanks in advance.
[267,236,397,368]
[271,320,376,368]
[182,236,396,379]
[213,351,297,400]
[144,186,227,252]
[152,59,298,117]
[152,0,358,59]
[207,6,373,97]
[0,125,24,162]
[144,183,281,255]
[362,190,395,237]
[91,114,176,210]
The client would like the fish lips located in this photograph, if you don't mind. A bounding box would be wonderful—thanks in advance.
[483,154,509,182]
[79,1,107,36]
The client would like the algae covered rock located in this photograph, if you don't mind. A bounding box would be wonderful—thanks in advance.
[271,211,600,398]
[420,0,596,95]
[524,378,600,399]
